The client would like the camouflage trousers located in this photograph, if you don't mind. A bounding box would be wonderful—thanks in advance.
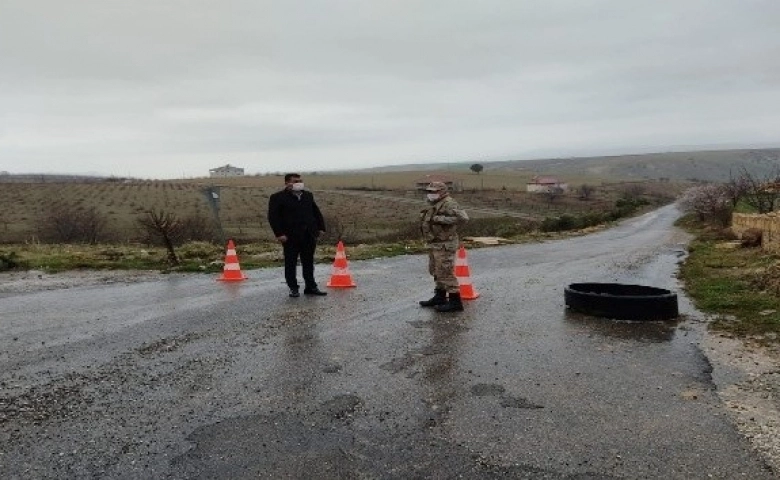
[428,243,458,293]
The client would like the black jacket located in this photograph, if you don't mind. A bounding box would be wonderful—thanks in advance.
[268,189,326,240]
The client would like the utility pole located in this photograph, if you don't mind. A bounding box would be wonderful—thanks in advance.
[203,186,226,246]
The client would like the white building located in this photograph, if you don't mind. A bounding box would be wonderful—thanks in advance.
[209,164,245,178]
[527,176,568,193]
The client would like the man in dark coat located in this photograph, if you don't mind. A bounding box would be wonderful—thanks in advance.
[268,173,327,297]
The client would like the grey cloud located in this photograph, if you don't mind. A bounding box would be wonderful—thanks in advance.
[1,0,778,177]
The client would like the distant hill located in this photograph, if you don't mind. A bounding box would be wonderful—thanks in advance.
[0,173,111,183]
[358,148,780,183]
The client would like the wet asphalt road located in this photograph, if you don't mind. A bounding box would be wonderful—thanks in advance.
[0,205,774,479]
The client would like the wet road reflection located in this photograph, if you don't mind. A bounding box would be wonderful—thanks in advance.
[563,310,681,343]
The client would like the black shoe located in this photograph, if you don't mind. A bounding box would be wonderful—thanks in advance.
[303,287,328,296]
[420,289,447,307]
[435,293,464,312]
[289,288,300,298]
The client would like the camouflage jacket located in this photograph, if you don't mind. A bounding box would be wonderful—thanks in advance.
[420,195,469,246]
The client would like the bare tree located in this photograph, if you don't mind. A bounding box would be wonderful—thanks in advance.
[723,173,750,208]
[320,214,354,243]
[543,186,565,203]
[738,166,780,214]
[619,183,645,200]
[179,213,216,242]
[79,207,108,244]
[42,205,81,242]
[577,184,596,200]
[137,210,182,265]
[39,205,108,244]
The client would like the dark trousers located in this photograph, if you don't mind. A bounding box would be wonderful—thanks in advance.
[283,235,317,290]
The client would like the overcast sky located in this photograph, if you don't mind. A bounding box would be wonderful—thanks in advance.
[1,1,778,178]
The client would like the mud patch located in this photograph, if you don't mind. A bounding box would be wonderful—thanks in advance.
[172,409,608,479]
[276,308,317,324]
[172,412,356,479]
[471,383,506,397]
[322,364,342,374]
[319,394,362,420]
[286,332,317,345]
[499,394,544,409]
[415,344,448,356]
[380,355,417,374]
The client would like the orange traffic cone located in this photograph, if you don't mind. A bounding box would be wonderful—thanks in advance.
[454,245,479,300]
[217,239,247,282]
[327,241,357,288]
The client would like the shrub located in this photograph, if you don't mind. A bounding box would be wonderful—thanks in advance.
[740,228,762,248]
[678,184,733,228]
[460,217,536,238]
[719,228,739,241]
[540,214,577,232]
[0,251,27,271]
[38,205,111,244]
[178,241,222,260]
[179,214,217,243]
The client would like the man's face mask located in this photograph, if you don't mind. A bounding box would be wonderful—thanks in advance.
[290,182,305,191]
[426,193,440,202]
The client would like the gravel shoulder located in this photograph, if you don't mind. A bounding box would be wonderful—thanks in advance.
[701,331,780,474]
[2,268,780,473]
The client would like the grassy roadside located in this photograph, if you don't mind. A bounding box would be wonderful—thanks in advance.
[1,199,666,274]
[0,241,430,274]
[676,216,780,343]
[0,223,611,275]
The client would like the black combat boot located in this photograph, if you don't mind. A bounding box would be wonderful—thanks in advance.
[435,292,464,312]
[419,289,447,307]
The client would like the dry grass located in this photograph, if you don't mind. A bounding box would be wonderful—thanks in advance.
[0,172,681,245]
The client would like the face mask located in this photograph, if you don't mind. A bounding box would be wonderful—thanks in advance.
[426,193,440,202]
[291,182,305,191]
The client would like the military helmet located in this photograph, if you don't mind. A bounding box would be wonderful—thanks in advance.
[425,181,448,192]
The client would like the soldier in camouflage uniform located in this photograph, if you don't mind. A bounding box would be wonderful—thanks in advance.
[419,181,469,312]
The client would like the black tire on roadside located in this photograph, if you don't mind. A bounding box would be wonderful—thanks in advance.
[564,283,679,321]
